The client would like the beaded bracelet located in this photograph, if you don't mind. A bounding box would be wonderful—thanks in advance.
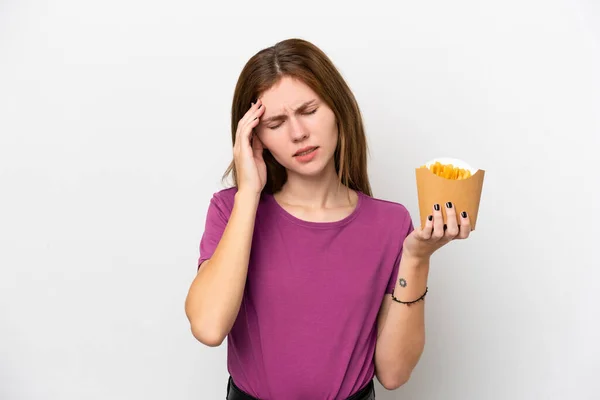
[391,287,428,306]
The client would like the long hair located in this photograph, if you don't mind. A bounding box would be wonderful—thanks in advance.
[222,38,372,197]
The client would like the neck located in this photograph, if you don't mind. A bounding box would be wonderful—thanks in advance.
[277,161,353,209]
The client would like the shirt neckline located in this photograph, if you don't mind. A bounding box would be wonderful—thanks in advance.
[264,189,365,229]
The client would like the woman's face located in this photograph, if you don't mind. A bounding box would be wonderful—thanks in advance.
[255,76,338,178]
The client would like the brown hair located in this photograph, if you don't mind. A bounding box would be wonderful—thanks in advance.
[222,38,372,197]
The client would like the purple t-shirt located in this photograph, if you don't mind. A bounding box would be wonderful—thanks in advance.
[197,187,414,400]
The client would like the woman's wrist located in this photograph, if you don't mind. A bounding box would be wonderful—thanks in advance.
[235,189,261,206]
[391,255,430,301]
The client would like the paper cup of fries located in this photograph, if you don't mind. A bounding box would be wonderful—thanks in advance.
[415,158,485,230]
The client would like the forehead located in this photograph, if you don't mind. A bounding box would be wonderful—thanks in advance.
[259,76,319,108]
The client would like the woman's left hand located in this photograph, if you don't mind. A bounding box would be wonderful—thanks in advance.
[403,201,472,260]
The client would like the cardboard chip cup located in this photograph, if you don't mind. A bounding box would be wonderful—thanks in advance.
[415,158,485,230]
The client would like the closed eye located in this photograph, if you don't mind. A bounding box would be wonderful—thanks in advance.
[268,108,318,130]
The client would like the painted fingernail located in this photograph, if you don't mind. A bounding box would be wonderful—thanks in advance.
[428,215,433,221]
[443,224,447,230]
[434,204,440,211]
[446,202,453,208]
[461,211,467,218]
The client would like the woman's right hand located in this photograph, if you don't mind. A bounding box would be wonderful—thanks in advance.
[233,98,267,196]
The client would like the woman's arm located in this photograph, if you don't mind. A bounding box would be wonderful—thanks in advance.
[184,190,260,347]
[186,99,266,347]
[374,255,430,389]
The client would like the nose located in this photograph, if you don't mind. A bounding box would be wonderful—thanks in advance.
[289,117,309,143]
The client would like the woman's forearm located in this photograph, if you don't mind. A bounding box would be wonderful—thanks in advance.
[375,255,430,388]
[185,190,259,346]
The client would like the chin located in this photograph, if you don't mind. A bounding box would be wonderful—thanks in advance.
[287,159,335,178]
[291,166,326,178]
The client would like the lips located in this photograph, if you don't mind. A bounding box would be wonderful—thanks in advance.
[293,146,319,156]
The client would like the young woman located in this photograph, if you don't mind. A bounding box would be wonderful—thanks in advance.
[184,38,472,400]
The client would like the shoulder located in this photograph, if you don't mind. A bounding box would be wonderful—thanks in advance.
[359,192,412,229]
[207,186,238,216]
[211,186,238,204]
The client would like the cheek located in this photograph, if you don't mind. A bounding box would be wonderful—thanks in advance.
[316,115,338,144]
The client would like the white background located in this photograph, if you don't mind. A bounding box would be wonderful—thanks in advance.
[1,1,599,399]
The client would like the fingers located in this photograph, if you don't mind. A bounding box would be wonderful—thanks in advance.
[444,202,459,240]
[244,99,265,128]
[457,211,471,239]
[235,99,265,151]
[240,98,263,126]
[419,214,434,240]
[431,203,444,241]
[419,203,472,245]
[253,99,265,120]
[246,101,265,136]
[237,102,259,144]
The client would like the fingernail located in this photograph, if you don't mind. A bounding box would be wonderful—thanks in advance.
[434,204,440,211]
[443,224,447,230]
[428,215,433,221]
[446,202,453,208]
[461,211,467,218]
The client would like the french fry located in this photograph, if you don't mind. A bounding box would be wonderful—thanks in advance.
[420,161,472,180]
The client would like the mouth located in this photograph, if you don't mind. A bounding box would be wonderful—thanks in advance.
[293,146,319,157]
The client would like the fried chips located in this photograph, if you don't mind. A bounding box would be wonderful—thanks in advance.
[420,161,473,180]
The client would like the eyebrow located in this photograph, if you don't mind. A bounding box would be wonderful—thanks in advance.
[260,99,318,125]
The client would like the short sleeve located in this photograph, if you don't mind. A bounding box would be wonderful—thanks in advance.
[197,191,233,270]
[385,211,415,294]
